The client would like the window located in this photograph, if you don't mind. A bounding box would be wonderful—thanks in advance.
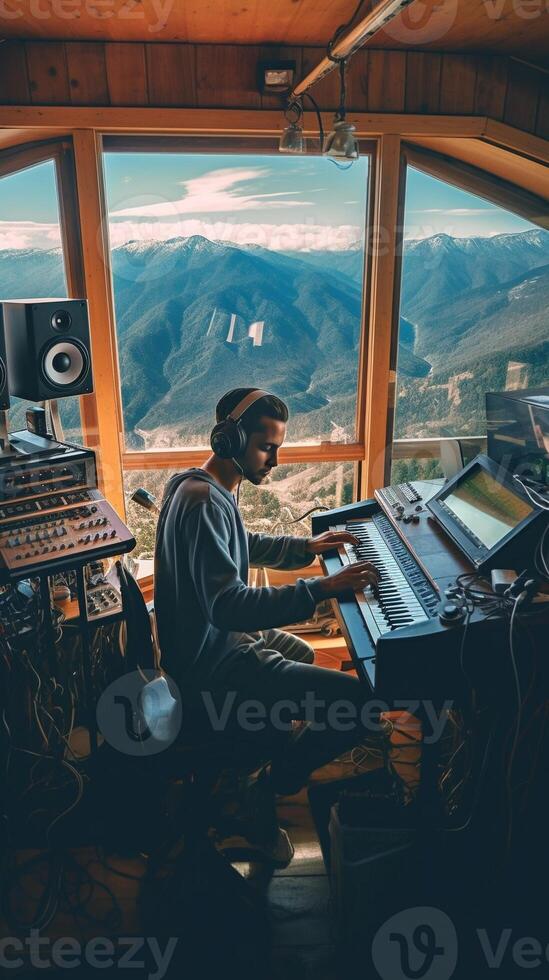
[392,165,549,469]
[123,460,355,563]
[102,142,370,554]
[0,158,83,442]
[103,147,370,451]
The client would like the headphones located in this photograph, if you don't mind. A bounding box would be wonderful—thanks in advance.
[210,389,272,459]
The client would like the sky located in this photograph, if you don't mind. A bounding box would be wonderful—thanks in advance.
[0,153,535,253]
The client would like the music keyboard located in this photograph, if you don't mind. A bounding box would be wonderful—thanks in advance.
[313,482,478,695]
[331,513,439,639]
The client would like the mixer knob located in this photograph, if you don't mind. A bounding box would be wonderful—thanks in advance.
[91,506,98,514]
[109,530,116,538]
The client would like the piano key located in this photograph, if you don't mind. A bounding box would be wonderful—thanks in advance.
[331,519,431,638]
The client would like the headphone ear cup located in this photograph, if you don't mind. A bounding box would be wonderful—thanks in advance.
[210,421,232,458]
[211,419,249,459]
[211,419,245,459]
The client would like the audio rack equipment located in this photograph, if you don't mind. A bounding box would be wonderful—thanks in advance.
[0,431,134,582]
[0,431,96,512]
[85,583,123,621]
[0,430,135,757]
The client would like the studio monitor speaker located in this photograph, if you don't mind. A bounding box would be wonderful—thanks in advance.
[2,299,93,401]
[0,307,10,410]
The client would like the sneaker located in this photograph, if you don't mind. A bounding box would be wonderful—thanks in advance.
[214,767,295,868]
[216,826,295,869]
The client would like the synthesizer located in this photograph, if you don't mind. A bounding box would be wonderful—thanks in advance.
[312,478,517,700]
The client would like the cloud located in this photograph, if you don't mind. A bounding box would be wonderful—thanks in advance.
[0,220,61,250]
[408,208,498,215]
[0,213,360,252]
[107,219,362,252]
[110,167,313,219]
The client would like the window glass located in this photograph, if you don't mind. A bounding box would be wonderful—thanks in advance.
[123,460,355,564]
[393,166,549,473]
[104,150,369,451]
[0,160,82,442]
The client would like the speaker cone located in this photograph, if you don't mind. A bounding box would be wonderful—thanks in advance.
[0,358,5,392]
[41,339,89,388]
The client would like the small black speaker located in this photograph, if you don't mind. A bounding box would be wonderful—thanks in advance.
[2,299,93,401]
[0,307,10,410]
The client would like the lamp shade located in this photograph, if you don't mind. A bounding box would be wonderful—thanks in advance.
[279,122,306,154]
[324,119,359,160]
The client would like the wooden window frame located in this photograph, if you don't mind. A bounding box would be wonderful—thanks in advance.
[403,143,549,230]
[0,138,92,441]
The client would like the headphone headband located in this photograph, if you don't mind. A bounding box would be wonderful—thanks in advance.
[227,389,272,423]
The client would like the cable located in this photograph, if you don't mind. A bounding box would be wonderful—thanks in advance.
[301,91,325,152]
[327,0,368,61]
[284,503,330,524]
[534,522,549,580]
[505,593,527,851]
[231,457,243,505]
[513,473,549,511]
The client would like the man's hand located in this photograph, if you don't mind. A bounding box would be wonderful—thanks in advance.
[315,561,381,601]
[306,530,360,555]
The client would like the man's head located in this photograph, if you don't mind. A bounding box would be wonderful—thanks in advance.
[214,387,288,485]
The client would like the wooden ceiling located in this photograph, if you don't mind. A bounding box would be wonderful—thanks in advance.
[0,0,357,44]
[0,0,547,58]
[370,0,549,58]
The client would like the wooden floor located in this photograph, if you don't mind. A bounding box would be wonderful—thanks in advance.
[0,634,386,978]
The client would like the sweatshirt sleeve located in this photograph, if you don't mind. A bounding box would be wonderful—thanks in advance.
[186,498,320,632]
[247,531,316,570]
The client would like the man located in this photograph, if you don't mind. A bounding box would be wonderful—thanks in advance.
[154,388,380,860]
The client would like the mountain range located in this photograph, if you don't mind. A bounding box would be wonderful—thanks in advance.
[0,228,547,445]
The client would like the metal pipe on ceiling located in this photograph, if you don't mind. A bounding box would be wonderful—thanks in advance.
[291,0,415,99]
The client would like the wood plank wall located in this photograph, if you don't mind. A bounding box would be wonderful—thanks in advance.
[0,41,547,139]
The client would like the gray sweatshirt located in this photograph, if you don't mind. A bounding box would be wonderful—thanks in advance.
[153,469,323,691]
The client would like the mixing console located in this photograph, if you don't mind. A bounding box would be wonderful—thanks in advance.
[0,491,134,580]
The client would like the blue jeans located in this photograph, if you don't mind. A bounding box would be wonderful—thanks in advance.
[195,629,372,794]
